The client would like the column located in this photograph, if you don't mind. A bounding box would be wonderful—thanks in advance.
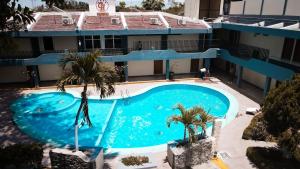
[166,59,170,80]
[264,77,272,96]
[204,58,211,70]
[100,35,105,49]
[124,61,128,82]
[236,65,243,87]
[31,65,40,88]
[212,119,223,153]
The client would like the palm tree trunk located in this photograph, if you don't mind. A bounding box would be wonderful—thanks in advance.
[74,83,88,151]
[184,126,187,141]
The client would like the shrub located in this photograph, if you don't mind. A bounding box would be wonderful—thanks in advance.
[278,128,300,161]
[121,156,149,166]
[246,147,300,169]
[0,143,43,169]
[242,114,274,141]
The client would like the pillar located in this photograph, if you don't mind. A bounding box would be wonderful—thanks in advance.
[124,61,128,82]
[31,65,40,88]
[236,65,243,87]
[204,58,211,70]
[212,119,223,152]
[100,35,105,49]
[166,59,170,80]
[264,77,272,96]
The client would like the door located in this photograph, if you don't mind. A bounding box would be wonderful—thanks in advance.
[190,59,200,73]
[154,60,163,74]
[43,37,54,51]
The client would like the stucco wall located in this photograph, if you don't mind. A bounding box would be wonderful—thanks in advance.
[285,0,300,16]
[229,1,244,15]
[184,0,200,19]
[170,59,191,74]
[239,32,284,59]
[262,0,285,15]
[0,66,28,83]
[128,61,154,76]
[38,64,62,81]
[128,36,161,50]
[243,68,266,89]
[244,0,262,15]
[53,36,78,51]
[14,38,32,52]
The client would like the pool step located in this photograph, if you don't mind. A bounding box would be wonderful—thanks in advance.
[94,100,118,146]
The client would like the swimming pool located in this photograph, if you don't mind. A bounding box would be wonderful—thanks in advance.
[11,83,238,153]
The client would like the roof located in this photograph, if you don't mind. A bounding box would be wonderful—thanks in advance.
[23,11,211,35]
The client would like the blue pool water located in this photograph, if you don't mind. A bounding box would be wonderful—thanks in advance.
[11,84,230,149]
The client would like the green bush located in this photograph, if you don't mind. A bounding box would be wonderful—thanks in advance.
[121,156,149,166]
[0,143,43,169]
[262,75,300,136]
[246,147,300,169]
[242,114,274,141]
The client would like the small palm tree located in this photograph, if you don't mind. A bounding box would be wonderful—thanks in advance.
[196,110,215,137]
[57,50,118,151]
[167,104,200,143]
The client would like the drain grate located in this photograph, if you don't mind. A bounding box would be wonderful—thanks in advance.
[219,151,231,160]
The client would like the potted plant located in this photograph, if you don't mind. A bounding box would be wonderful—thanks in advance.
[167,104,214,169]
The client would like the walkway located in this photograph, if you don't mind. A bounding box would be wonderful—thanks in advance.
[0,77,275,169]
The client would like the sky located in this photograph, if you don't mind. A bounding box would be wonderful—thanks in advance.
[19,0,185,8]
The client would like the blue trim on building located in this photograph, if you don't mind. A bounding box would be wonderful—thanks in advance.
[218,49,294,81]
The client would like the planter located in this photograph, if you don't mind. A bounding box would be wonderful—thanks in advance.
[167,137,214,169]
[50,148,104,169]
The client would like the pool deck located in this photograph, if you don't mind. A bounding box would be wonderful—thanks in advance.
[0,77,275,169]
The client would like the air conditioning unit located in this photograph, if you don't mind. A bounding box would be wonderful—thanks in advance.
[150,18,159,25]
[177,19,186,25]
[111,18,120,25]
[62,15,74,25]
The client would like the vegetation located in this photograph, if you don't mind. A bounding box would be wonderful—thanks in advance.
[119,1,126,10]
[121,156,149,166]
[57,51,118,151]
[167,104,214,144]
[163,2,184,16]
[246,147,300,169]
[142,0,165,11]
[243,74,300,161]
[242,114,275,142]
[35,0,89,12]
[0,143,43,169]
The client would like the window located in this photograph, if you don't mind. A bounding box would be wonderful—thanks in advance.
[281,38,294,61]
[292,40,300,63]
[105,35,122,49]
[43,37,54,51]
[84,36,101,50]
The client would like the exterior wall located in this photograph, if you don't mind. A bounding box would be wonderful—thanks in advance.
[0,66,28,83]
[262,0,285,15]
[239,32,284,59]
[243,68,266,89]
[53,37,77,51]
[128,36,161,50]
[229,1,244,15]
[14,38,32,52]
[244,0,262,15]
[285,0,300,16]
[170,59,191,74]
[184,0,200,19]
[38,37,45,51]
[128,61,154,76]
[38,64,62,81]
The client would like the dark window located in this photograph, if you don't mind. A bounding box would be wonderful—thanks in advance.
[43,37,54,51]
[281,38,294,60]
[85,36,93,49]
[93,36,101,49]
[293,40,300,63]
[105,35,114,48]
[114,36,122,48]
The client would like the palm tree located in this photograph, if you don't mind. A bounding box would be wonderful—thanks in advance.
[167,104,200,143]
[57,50,118,151]
[196,110,215,137]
